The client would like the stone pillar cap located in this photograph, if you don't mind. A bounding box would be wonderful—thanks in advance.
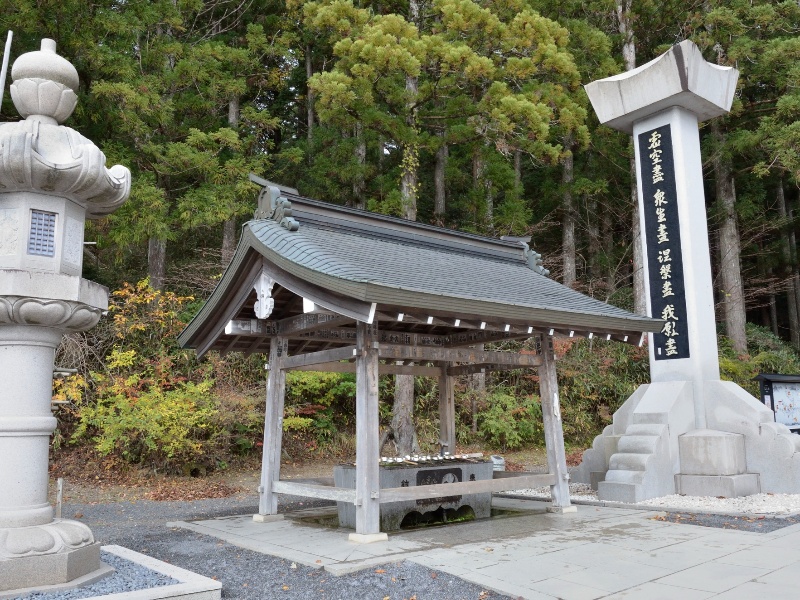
[585,40,739,133]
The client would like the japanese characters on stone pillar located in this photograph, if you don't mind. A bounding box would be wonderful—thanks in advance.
[0,39,130,592]
[585,40,738,428]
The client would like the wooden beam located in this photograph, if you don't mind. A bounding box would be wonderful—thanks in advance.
[273,481,356,503]
[355,322,381,535]
[278,313,352,336]
[280,346,357,369]
[377,344,543,367]
[539,335,572,510]
[287,362,442,377]
[378,473,556,502]
[445,363,515,377]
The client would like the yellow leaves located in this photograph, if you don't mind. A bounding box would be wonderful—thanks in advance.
[52,374,87,404]
[107,349,138,370]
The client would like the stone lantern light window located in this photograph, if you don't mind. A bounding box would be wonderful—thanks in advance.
[28,210,57,257]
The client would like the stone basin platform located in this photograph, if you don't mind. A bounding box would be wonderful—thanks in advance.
[334,458,493,530]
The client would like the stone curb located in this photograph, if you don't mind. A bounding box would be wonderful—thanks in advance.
[94,546,221,600]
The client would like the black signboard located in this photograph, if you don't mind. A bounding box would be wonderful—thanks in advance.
[638,125,690,360]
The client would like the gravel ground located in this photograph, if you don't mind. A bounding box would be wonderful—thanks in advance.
[511,483,800,516]
[17,551,179,600]
[35,494,509,600]
[653,512,800,533]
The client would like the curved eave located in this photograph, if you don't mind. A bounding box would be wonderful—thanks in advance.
[179,224,661,355]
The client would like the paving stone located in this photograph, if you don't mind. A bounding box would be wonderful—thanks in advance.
[655,561,770,593]
[601,581,715,599]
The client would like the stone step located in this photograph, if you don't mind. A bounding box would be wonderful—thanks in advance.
[618,435,661,455]
[624,423,666,436]
[597,480,643,504]
[608,452,649,472]
[675,473,760,497]
[604,469,645,485]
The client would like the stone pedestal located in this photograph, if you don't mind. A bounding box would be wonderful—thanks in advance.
[0,298,107,592]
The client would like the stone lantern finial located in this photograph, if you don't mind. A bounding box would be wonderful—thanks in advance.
[10,38,79,124]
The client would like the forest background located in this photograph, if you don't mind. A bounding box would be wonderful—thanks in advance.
[4,0,800,477]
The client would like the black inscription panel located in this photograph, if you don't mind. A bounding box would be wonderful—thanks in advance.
[639,125,690,360]
[415,467,462,506]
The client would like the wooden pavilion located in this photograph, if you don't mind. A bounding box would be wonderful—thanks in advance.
[179,175,661,541]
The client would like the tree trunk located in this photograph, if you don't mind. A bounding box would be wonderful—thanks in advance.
[615,0,645,314]
[587,192,600,282]
[473,146,493,226]
[713,123,747,353]
[221,96,240,268]
[790,195,800,330]
[221,219,236,268]
[148,237,166,291]
[778,182,800,346]
[601,204,615,293]
[394,3,421,454]
[353,121,366,210]
[392,366,419,456]
[434,134,447,216]
[400,75,418,221]
[306,44,314,145]
[514,149,522,196]
[562,135,576,288]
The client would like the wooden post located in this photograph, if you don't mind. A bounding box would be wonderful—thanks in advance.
[438,364,456,455]
[538,335,575,513]
[256,336,287,518]
[351,321,387,542]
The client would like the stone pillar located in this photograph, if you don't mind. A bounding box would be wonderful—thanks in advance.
[0,39,130,592]
[585,40,738,427]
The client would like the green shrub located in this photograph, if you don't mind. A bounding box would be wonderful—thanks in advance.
[75,380,218,473]
[477,389,542,451]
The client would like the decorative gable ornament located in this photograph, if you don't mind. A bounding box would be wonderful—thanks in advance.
[254,184,299,231]
[253,271,275,319]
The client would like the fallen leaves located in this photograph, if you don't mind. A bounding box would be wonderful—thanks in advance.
[144,481,242,501]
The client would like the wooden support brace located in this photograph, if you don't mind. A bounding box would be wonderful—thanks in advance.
[280,345,357,369]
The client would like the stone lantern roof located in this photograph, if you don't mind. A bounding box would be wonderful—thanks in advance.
[0,39,130,218]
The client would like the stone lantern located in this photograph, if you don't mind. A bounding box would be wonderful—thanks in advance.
[0,39,130,592]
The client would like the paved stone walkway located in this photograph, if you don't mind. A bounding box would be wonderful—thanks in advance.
[171,498,800,599]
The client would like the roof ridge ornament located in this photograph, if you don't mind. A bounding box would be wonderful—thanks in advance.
[253,182,300,231]
[500,235,550,276]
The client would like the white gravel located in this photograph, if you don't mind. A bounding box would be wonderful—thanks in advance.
[507,484,800,515]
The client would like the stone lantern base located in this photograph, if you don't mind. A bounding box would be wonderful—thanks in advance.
[0,519,106,592]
